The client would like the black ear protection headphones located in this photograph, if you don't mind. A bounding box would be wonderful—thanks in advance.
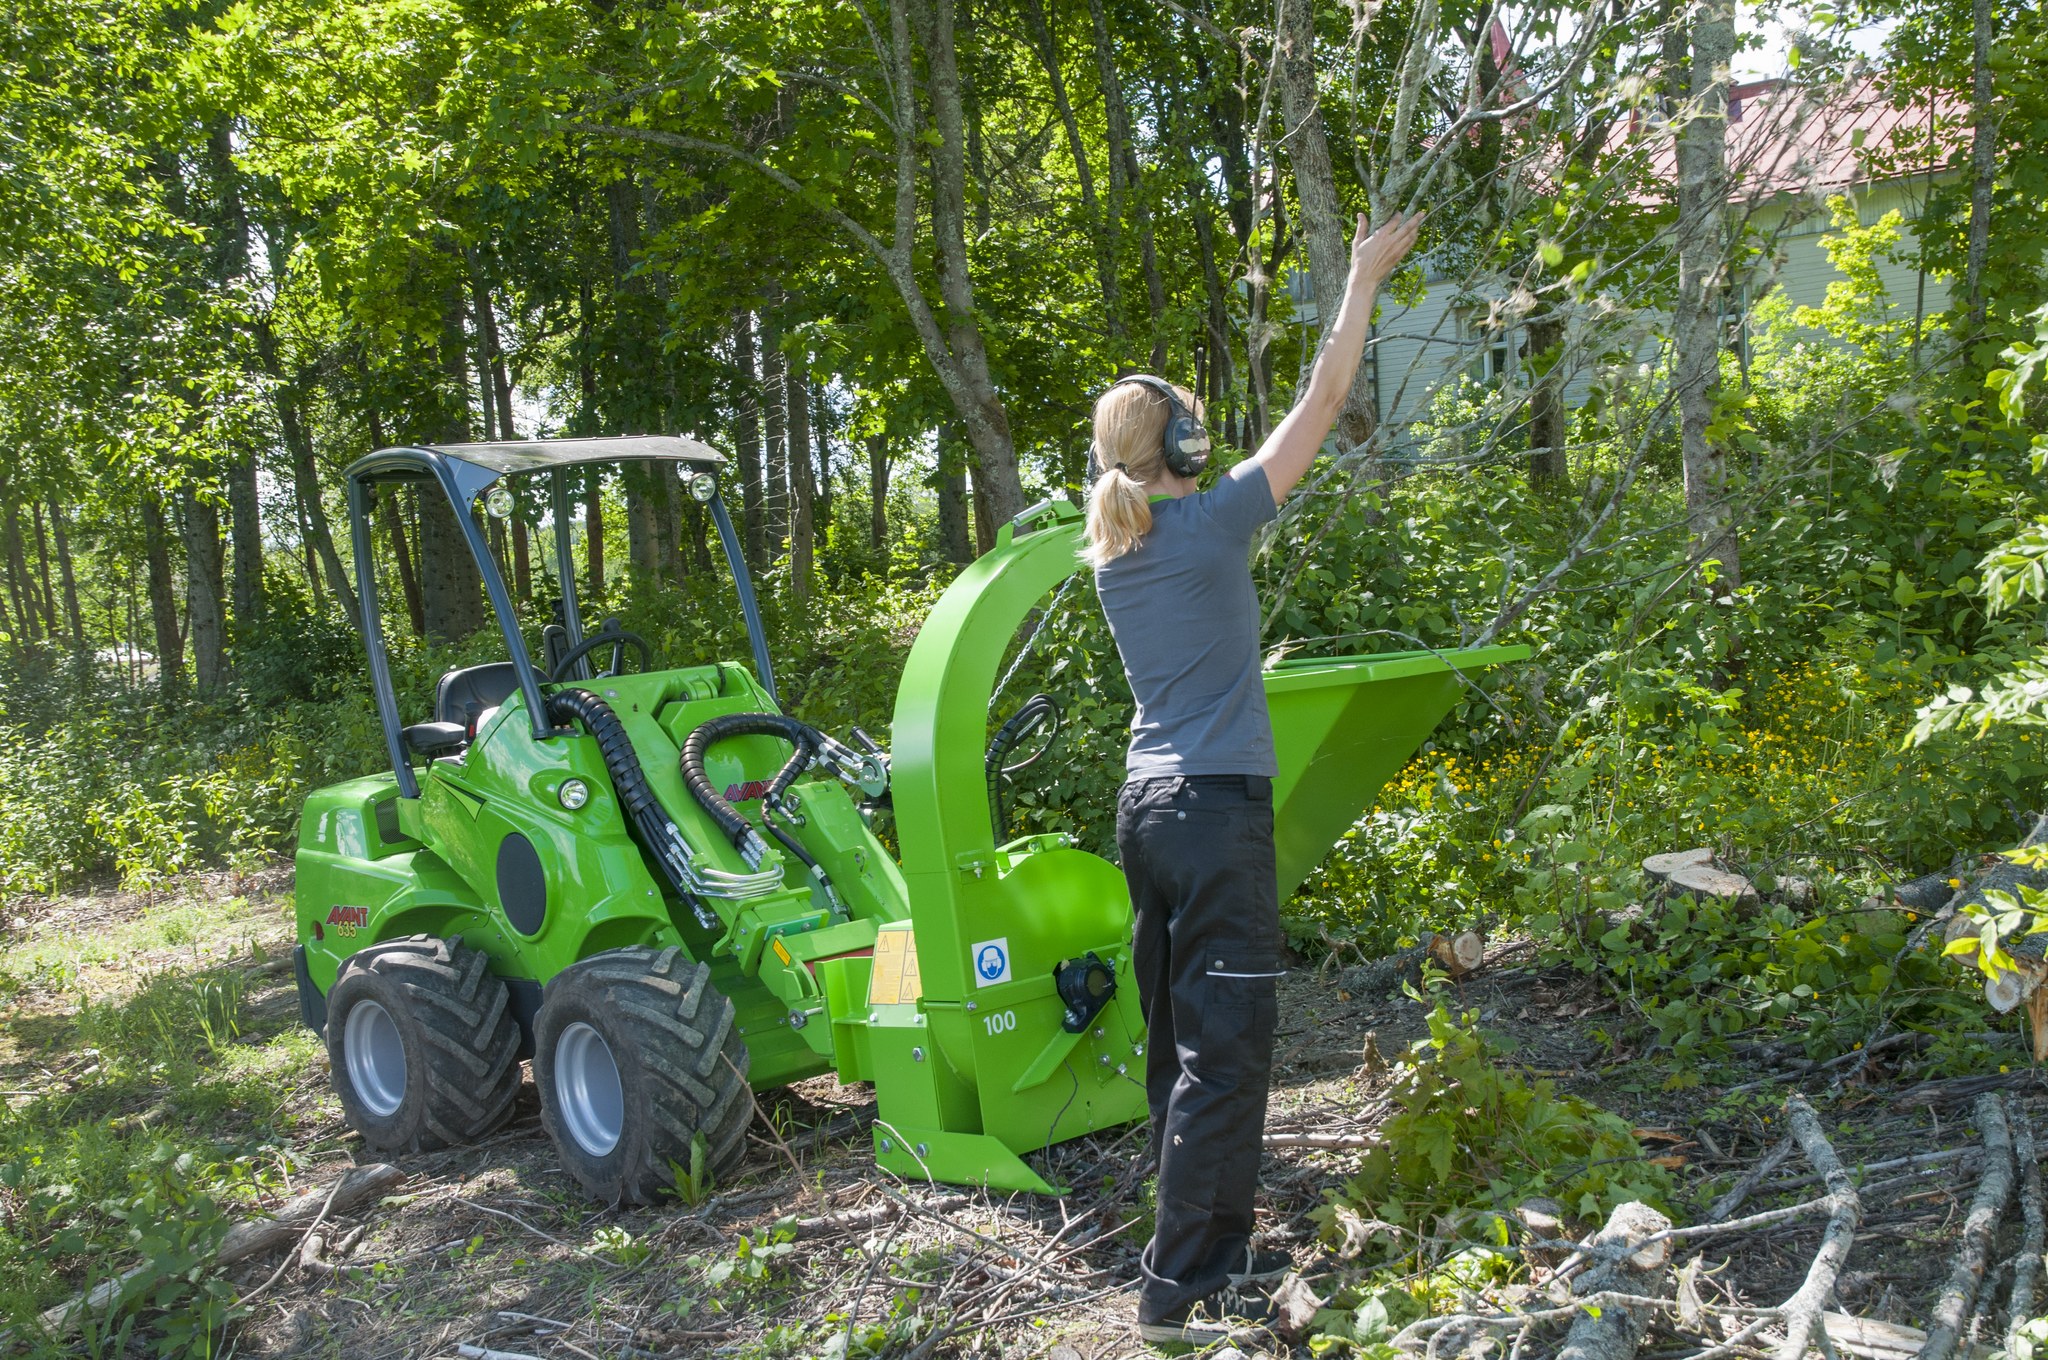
[1105,374,1211,478]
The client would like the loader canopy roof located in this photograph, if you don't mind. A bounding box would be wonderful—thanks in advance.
[343,433,777,799]
[346,435,726,495]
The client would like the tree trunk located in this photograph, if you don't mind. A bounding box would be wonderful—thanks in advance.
[1275,0,1376,453]
[50,502,82,650]
[284,413,357,622]
[225,451,262,629]
[4,502,38,641]
[935,429,973,566]
[1525,314,1570,487]
[786,346,816,600]
[584,468,606,599]
[626,462,660,577]
[1189,178,1239,448]
[383,493,426,637]
[30,504,57,634]
[762,311,789,560]
[1670,0,1741,590]
[418,490,484,645]
[1088,0,1166,371]
[1963,0,1996,335]
[908,0,1027,533]
[419,290,488,643]
[178,489,227,693]
[296,493,322,608]
[1021,0,1123,352]
[813,385,834,530]
[732,311,767,574]
[140,493,183,694]
[868,432,891,552]
[511,518,532,601]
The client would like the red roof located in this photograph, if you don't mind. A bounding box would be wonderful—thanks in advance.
[1627,73,1966,200]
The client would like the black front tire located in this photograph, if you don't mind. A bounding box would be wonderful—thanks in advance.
[533,946,752,1204]
[325,935,523,1154]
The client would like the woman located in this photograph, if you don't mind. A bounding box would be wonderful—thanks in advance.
[1087,210,1420,1346]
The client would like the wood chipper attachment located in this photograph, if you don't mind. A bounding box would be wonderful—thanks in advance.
[293,443,1524,1201]
[862,500,1527,1191]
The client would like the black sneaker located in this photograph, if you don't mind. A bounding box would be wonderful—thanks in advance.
[1227,1244,1293,1285]
[1137,1283,1279,1346]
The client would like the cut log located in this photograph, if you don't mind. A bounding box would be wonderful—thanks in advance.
[1666,864,1759,905]
[1890,870,1961,912]
[1557,1200,1673,1360]
[1340,930,1487,997]
[1429,928,1486,979]
[1920,1095,2016,1360]
[35,1163,403,1337]
[1642,848,1715,883]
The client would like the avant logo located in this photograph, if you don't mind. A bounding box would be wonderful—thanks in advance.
[723,778,775,803]
[325,906,369,928]
[970,937,1012,987]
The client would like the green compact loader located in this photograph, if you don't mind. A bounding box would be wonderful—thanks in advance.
[294,436,1523,1201]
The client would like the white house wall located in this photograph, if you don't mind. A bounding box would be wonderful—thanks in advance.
[1347,176,1952,442]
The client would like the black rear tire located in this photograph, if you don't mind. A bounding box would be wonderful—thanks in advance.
[533,945,752,1204]
[326,935,523,1154]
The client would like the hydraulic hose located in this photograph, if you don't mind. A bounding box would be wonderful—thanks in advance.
[986,693,1061,842]
[679,712,847,916]
[679,714,816,863]
[547,688,721,929]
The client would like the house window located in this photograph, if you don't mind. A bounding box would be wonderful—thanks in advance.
[1459,306,1515,385]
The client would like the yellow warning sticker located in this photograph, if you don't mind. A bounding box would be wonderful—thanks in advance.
[771,937,793,967]
[867,926,923,1006]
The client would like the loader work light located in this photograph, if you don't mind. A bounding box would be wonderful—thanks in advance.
[557,778,590,811]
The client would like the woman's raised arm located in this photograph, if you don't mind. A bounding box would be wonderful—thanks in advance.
[1239,211,1422,504]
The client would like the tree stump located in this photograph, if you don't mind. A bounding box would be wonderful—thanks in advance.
[1641,848,1714,884]
[1666,864,1759,905]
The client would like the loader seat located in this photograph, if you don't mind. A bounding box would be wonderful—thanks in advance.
[435,662,521,737]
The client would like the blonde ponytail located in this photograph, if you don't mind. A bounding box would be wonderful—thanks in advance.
[1083,468,1154,568]
[1080,378,1202,568]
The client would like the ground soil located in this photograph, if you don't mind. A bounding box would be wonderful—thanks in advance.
[3,872,2039,1359]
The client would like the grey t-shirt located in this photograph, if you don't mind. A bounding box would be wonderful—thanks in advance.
[1095,465,1279,778]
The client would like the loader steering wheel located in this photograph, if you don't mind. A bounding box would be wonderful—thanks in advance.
[547,627,653,682]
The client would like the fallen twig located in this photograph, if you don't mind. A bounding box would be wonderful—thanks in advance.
[34,1162,403,1338]
[1266,1132,1375,1148]
[1764,1147,1978,1194]
[1776,1094,1861,1360]
[790,1194,970,1240]
[2007,1108,2045,1360]
[1921,1093,2016,1360]
[1393,1293,1778,1351]
[1892,1071,2042,1109]
[1707,1135,1793,1222]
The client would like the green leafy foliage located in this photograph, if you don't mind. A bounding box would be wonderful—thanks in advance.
[1314,1004,1672,1265]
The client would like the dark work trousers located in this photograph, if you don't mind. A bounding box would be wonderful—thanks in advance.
[1116,773,1282,1324]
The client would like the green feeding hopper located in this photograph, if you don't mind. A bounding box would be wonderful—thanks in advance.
[1265,647,1529,899]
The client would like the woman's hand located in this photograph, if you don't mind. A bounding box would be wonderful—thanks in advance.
[1348,211,1423,292]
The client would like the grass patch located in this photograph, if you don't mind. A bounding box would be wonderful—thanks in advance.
[0,882,316,1352]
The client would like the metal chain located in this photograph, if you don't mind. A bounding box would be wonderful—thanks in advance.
[988,572,1086,716]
